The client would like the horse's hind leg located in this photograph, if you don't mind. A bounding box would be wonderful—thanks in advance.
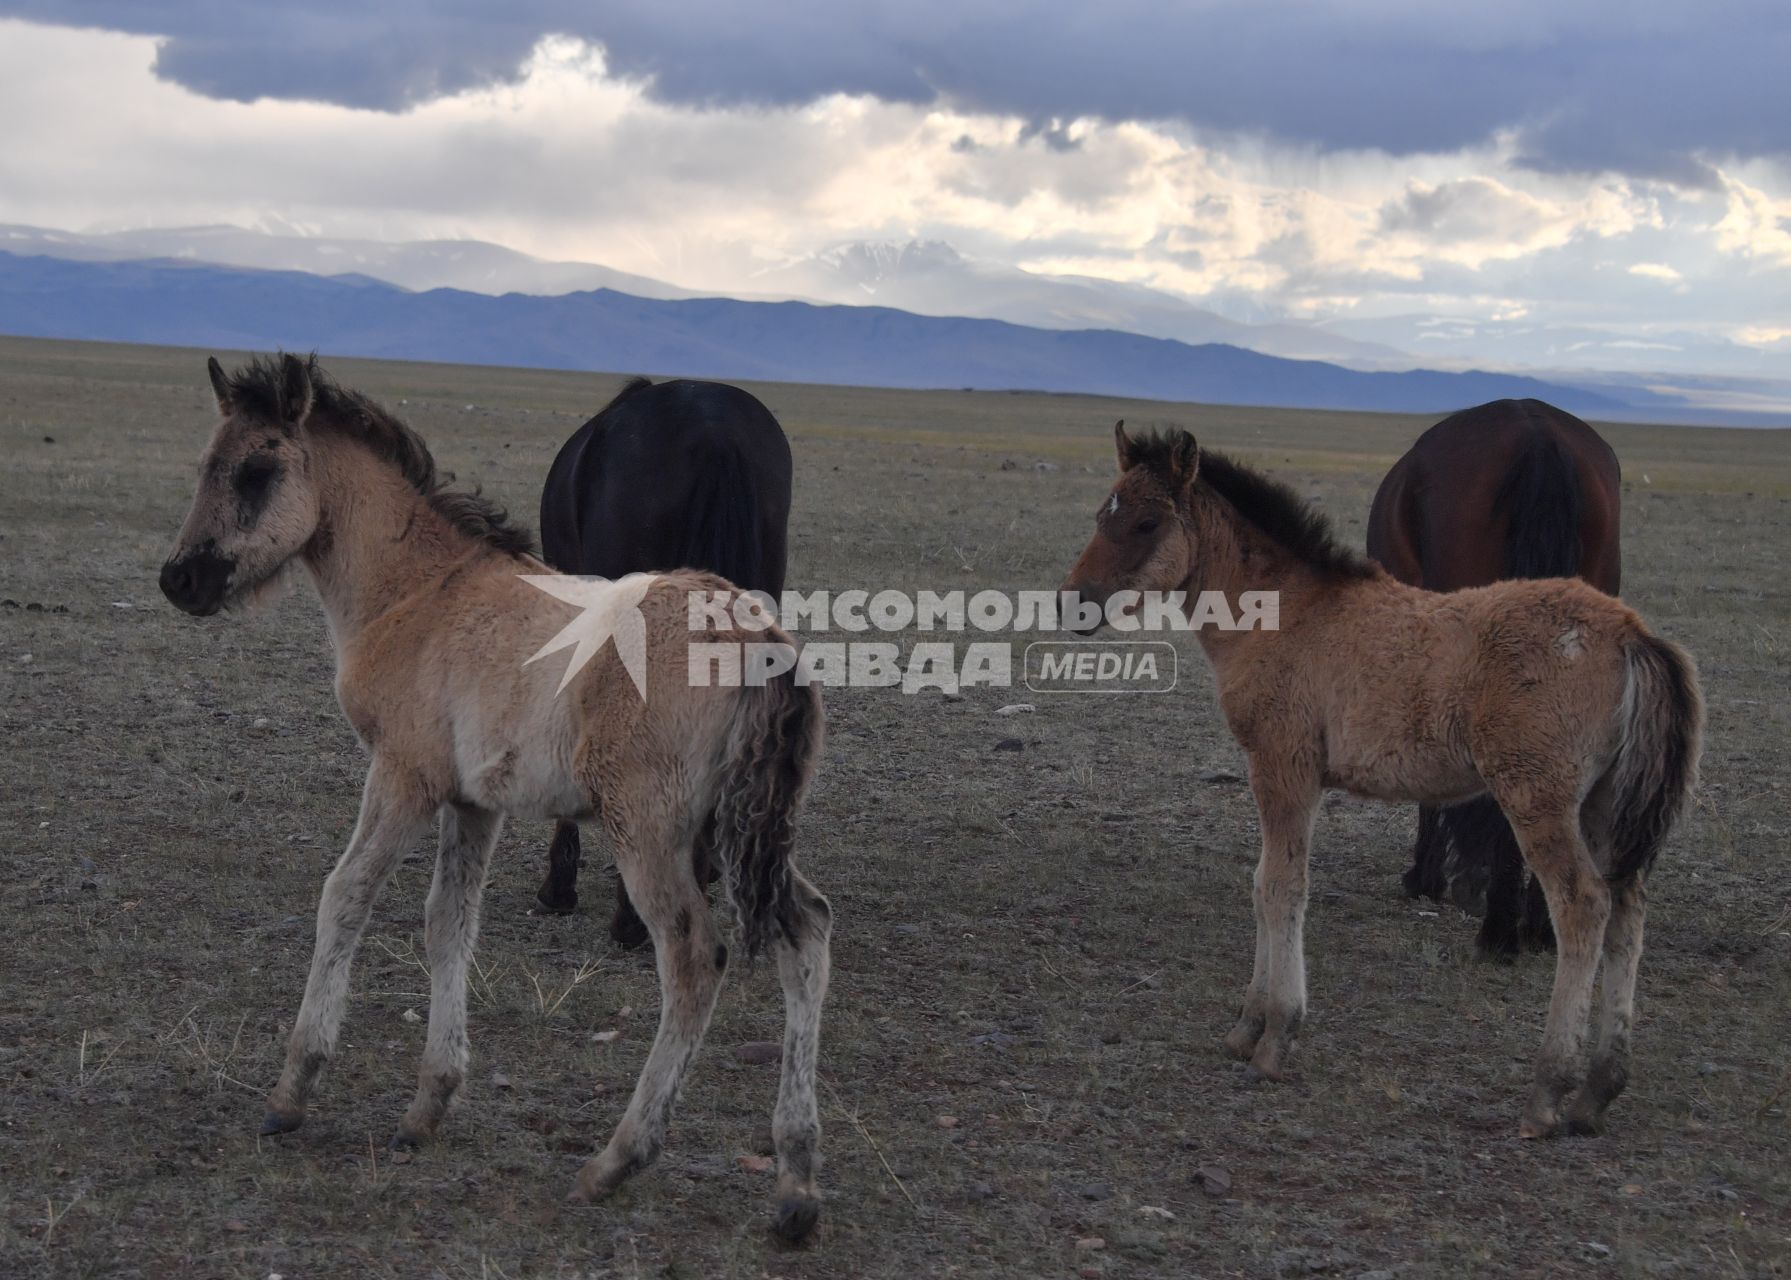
[263,762,435,1134]
[1225,761,1319,1081]
[610,823,720,951]
[571,806,724,1203]
[1496,793,1611,1139]
[534,820,581,915]
[1476,812,1527,962]
[1565,875,1645,1134]
[608,874,652,951]
[1520,874,1557,953]
[1402,804,1447,900]
[395,803,502,1147]
[769,870,833,1243]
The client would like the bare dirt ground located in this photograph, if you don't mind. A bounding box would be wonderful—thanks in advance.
[2,334,1788,1279]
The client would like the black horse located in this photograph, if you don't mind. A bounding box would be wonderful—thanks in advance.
[1367,398,1621,959]
[535,377,793,948]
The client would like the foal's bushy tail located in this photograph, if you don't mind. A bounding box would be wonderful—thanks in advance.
[1607,632,1704,884]
[712,658,825,958]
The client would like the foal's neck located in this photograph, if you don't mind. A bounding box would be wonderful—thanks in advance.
[1181,495,1329,664]
[300,438,481,648]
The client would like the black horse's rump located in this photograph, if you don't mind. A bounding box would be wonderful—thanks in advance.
[534,377,794,942]
[1368,398,1622,959]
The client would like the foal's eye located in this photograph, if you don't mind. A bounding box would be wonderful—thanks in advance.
[1135,517,1161,536]
[234,459,279,501]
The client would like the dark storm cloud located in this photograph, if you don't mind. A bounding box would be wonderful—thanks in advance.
[7,1,1787,181]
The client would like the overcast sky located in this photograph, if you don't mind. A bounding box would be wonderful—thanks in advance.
[2,4,1788,352]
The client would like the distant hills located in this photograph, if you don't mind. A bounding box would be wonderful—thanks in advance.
[0,223,1407,369]
[0,250,1653,416]
[742,239,1410,369]
[0,222,702,302]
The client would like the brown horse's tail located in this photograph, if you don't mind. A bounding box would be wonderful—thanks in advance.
[1606,631,1704,883]
[712,652,825,958]
[1499,430,1584,579]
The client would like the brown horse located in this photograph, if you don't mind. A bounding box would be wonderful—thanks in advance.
[1062,423,1701,1138]
[1368,399,1622,960]
[159,354,833,1241]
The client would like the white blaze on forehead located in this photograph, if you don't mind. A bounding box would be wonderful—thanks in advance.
[1107,493,1120,516]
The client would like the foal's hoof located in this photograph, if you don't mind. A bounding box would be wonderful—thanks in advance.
[567,1158,627,1205]
[1562,1095,1607,1138]
[1222,1022,1261,1062]
[1518,1109,1561,1140]
[771,1193,822,1245]
[388,1129,424,1151]
[1247,1041,1291,1083]
[259,1109,304,1136]
[565,1175,606,1206]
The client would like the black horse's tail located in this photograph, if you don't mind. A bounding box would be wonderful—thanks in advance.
[1498,429,1583,579]
[682,459,770,597]
[712,652,826,958]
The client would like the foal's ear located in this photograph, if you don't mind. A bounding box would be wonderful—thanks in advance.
[1113,420,1135,473]
[207,356,232,414]
[277,352,314,427]
[1171,430,1201,487]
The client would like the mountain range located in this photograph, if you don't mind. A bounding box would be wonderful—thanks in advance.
[0,223,1403,369]
[0,249,1669,416]
[6,223,1788,421]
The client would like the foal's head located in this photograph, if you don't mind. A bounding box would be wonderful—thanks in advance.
[1060,422,1202,628]
[159,354,328,615]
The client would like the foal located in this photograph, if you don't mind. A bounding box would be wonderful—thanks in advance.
[160,354,833,1240]
[1063,424,1701,1138]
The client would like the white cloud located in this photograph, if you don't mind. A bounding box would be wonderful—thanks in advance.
[0,17,1788,356]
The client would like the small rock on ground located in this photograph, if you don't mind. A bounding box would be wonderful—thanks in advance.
[734,1041,782,1065]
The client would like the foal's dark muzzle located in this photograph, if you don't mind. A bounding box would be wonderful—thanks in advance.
[1058,584,1109,637]
[159,544,234,616]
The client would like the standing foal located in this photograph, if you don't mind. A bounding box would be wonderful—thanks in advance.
[160,354,833,1240]
[1062,424,1701,1138]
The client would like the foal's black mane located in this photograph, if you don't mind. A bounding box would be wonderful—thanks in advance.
[1130,431,1376,580]
[225,354,536,556]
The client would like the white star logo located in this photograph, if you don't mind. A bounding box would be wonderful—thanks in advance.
[519,573,661,699]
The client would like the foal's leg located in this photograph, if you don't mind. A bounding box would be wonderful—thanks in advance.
[535,820,581,915]
[394,803,503,1147]
[571,808,725,1203]
[769,870,834,1243]
[1498,797,1612,1139]
[1565,875,1645,1135]
[263,763,435,1134]
[1225,762,1320,1080]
